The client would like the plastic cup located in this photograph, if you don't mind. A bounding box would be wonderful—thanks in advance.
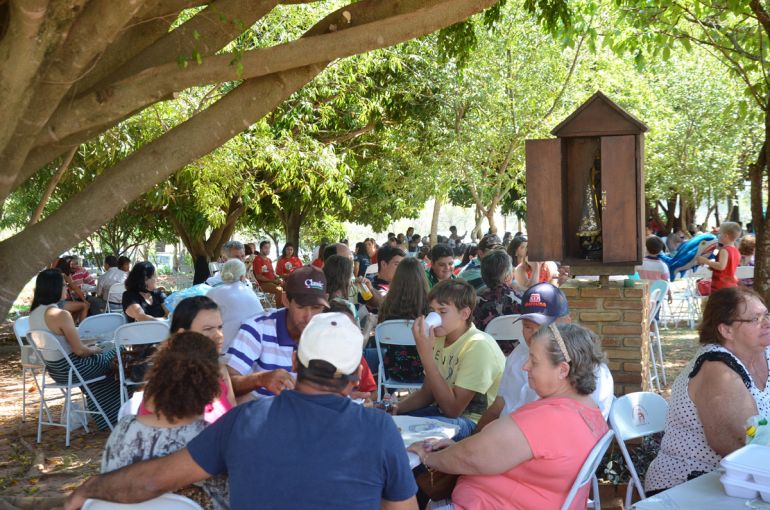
[424,311,442,335]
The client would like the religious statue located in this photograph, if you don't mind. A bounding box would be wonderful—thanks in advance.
[577,152,603,260]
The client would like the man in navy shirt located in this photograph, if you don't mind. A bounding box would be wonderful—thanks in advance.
[64,312,418,510]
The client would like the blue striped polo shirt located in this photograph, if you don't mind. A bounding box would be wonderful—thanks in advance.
[225,308,296,397]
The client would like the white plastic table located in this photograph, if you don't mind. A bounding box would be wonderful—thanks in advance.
[631,471,760,509]
[392,415,459,469]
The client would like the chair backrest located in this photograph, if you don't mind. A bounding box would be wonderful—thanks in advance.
[113,321,170,346]
[484,314,523,342]
[79,313,127,340]
[609,391,668,442]
[561,429,615,510]
[83,493,203,509]
[13,316,30,349]
[375,319,415,346]
[735,265,755,279]
[14,316,41,366]
[27,329,69,363]
[107,283,125,304]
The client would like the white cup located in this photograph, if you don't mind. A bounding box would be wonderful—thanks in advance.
[423,311,442,335]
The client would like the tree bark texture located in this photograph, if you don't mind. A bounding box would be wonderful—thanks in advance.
[0,0,496,318]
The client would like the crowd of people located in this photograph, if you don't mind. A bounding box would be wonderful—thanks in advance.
[19,223,767,510]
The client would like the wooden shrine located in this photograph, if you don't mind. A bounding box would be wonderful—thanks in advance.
[525,91,648,276]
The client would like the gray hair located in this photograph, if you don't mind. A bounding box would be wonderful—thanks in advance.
[223,240,244,253]
[220,259,246,283]
[534,323,605,395]
[480,249,513,289]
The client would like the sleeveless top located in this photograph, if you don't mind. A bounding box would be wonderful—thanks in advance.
[29,304,72,355]
[645,344,770,491]
[711,245,740,290]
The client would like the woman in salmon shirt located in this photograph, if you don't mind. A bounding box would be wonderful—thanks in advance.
[408,323,608,510]
[276,242,303,277]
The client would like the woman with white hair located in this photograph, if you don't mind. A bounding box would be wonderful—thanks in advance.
[206,259,264,351]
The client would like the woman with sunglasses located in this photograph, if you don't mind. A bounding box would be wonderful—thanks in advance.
[646,286,770,494]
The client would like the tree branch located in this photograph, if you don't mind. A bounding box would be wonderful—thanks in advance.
[28,146,77,226]
[318,122,376,144]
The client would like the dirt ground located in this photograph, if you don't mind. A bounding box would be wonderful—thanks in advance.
[0,316,701,509]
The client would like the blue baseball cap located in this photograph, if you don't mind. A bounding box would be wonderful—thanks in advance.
[518,283,570,325]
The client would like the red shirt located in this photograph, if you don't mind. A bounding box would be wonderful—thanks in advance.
[711,245,740,290]
[252,255,276,281]
[357,356,376,393]
[276,256,303,276]
[311,258,324,269]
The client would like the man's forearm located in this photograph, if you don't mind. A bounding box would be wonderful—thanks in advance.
[229,371,262,396]
[475,397,504,432]
[421,357,458,416]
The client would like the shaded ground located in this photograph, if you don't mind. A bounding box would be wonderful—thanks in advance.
[0,314,700,509]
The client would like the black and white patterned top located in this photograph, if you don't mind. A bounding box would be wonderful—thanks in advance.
[645,343,770,492]
[101,416,229,509]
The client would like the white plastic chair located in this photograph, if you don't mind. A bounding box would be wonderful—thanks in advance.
[648,281,669,390]
[484,314,523,354]
[27,330,114,447]
[13,316,45,421]
[561,429,614,510]
[107,283,126,313]
[113,321,170,404]
[375,320,423,400]
[608,392,668,509]
[83,493,203,509]
[79,313,126,342]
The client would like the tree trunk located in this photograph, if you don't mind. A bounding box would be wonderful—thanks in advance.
[471,204,484,242]
[664,196,677,233]
[485,206,497,236]
[28,147,77,226]
[678,195,688,231]
[430,196,443,246]
[282,210,303,251]
[749,111,770,304]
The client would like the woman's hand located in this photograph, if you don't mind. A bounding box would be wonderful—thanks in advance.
[411,316,435,359]
[424,438,455,451]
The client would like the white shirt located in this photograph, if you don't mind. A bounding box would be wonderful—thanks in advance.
[207,282,264,351]
[498,341,615,419]
[95,267,127,301]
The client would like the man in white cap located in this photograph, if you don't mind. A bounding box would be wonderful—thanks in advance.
[64,313,418,510]
[476,283,614,431]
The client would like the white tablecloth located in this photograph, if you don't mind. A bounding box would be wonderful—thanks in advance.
[631,471,764,509]
[392,415,459,469]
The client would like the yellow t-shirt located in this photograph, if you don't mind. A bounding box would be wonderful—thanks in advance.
[432,325,505,422]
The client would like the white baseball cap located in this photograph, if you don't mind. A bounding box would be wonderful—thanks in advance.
[297,312,363,378]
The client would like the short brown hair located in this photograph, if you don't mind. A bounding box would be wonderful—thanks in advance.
[645,235,665,256]
[143,332,221,422]
[739,235,756,256]
[719,221,742,241]
[699,287,764,345]
[428,279,476,324]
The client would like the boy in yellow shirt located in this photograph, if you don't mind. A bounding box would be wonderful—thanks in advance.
[396,279,505,439]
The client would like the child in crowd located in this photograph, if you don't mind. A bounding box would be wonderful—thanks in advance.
[394,279,505,440]
[638,236,670,282]
[696,221,742,291]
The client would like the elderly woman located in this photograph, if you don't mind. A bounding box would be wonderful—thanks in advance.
[645,286,770,493]
[408,323,608,509]
[206,259,263,350]
[122,261,167,322]
[102,331,229,509]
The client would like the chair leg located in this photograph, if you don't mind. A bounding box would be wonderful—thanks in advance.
[648,336,660,392]
[36,381,45,444]
[591,474,600,509]
[64,386,72,448]
[21,369,27,422]
[653,323,666,386]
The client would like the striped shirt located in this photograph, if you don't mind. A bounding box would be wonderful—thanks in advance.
[225,308,296,397]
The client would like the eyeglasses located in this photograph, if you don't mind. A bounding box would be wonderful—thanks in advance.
[732,313,770,326]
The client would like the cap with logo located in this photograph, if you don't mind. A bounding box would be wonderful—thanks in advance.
[284,265,329,307]
[518,283,569,326]
[298,312,363,379]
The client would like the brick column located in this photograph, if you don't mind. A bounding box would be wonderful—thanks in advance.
[560,280,651,396]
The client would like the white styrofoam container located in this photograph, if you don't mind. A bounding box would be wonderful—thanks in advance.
[720,474,770,502]
[720,444,770,485]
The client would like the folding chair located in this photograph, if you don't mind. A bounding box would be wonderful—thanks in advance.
[561,429,615,510]
[375,320,423,401]
[113,321,170,404]
[107,283,126,313]
[608,392,668,509]
[83,493,203,509]
[484,314,523,356]
[27,330,114,447]
[647,281,669,390]
[79,313,126,343]
[13,316,43,421]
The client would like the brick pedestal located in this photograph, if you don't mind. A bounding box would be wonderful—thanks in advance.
[561,280,651,396]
